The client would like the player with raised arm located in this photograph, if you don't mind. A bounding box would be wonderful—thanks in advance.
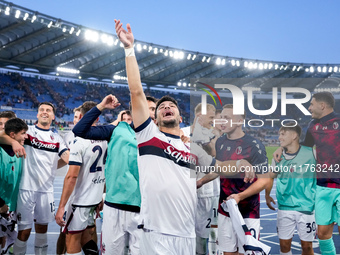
[55,101,107,255]
[266,124,316,255]
[273,92,340,255]
[2,102,70,255]
[114,19,254,255]
[72,95,156,255]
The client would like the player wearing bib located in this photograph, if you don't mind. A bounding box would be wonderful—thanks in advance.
[7,102,70,255]
[266,124,316,255]
[114,20,255,255]
[273,92,340,254]
[0,118,27,254]
[73,97,156,255]
[55,101,107,255]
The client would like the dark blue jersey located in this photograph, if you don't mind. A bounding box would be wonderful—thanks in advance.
[303,112,340,189]
[216,133,268,218]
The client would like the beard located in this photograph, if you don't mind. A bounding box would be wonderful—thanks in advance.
[161,118,178,128]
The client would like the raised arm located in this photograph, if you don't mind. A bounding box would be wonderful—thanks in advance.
[0,130,26,158]
[115,19,149,128]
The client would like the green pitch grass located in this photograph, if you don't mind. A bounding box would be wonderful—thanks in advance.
[265,146,279,164]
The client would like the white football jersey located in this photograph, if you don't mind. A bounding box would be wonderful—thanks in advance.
[21,125,68,192]
[135,118,214,238]
[68,137,107,206]
[63,131,75,148]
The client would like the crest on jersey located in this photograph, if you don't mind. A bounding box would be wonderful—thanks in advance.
[315,124,320,131]
[333,122,339,130]
[50,135,54,141]
[236,146,242,155]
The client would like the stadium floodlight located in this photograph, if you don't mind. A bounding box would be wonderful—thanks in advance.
[253,63,258,69]
[207,57,211,63]
[309,66,314,73]
[317,66,321,72]
[169,50,174,57]
[114,39,119,45]
[148,46,153,52]
[47,21,53,28]
[275,64,279,70]
[136,44,142,52]
[119,42,124,47]
[292,66,297,71]
[322,66,327,73]
[69,27,75,34]
[297,66,302,71]
[264,63,268,69]
[334,66,338,72]
[23,13,29,21]
[5,6,10,15]
[244,61,248,68]
[329,67,333,73]
[177,82,181,86]
[31,15,37,23]
[153,48,158,54]
[188,83,191,87]
[183,82,187,87]
[306,68,310,72]
[76,29,81,36]
[173,51,179,59]
[15,10,20,19]
[269,63,273,69]
[107,36,114,46]
[56,67,80,74]
[192,54,197,60]
[236,60,240,67]
[259,63,263,70]
[101,34,108,43]
[216,58,221,65]
[159,48,164,53]
[187,54,192,60]
[284,65,288,70]
[222,59,226,65]
[178,51,184,59]
[85,30,99,42]
[143,45,147,50]
[202,56,206,62]
[62,27,67,33]
[231,59,236,66]
[78,76,82,79]
[248,62,253,69]
[164,50,169,56]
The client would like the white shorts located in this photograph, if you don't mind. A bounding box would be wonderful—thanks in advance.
[195,196,219,238]
[277,210,316,242]
[16,190,55,229]
[100,204,141,255]
[218,214,260,253]
[140,230,195,255]
[63,204,96,234]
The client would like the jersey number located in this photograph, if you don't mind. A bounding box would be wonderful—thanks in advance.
[306,222,316,233]
[90,146,107,173]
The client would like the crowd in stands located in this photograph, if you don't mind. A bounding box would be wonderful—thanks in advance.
[0,71,336,146]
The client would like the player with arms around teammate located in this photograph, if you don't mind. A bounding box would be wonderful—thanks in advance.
[0,118,27,254]
[266,124,316,255]
[55,101,107,255]
[198,104,270,255]
[0,102,70,255]
[274,92,340,255]
[114,19,255,255]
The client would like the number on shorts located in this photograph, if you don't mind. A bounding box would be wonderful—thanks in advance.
[90,145,103,173]
[306,222,316,233]
[249,228,256,239]
[50,202,55,213]
[213,208,218,218]
[206,218,212,228]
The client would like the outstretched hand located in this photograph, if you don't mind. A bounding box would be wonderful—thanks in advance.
[114,19,134,48]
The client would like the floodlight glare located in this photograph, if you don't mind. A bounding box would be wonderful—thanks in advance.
[136,44,142,52]
[216,58,221,65]
[187,54,192,60]
[69,27,75,34]
[322,66,327,73]
[23,13,29,21]
[244,61,248,67]
[334,66,338,72]
[15,10,21,19]
[76,29,81,36]
[5,6,10,15]
[31,15,37,23]
[206,57,211,63]
[192,54,197,60]
[48,21,53,28]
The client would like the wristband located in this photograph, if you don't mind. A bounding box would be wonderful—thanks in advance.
[125,47,135,57]
[236,160,241,168]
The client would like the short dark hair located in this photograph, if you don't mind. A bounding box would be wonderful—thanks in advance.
[222,104,246,119]
[80,101,97,115]
[38,102,56,114]
[4,118,28,136]
[121,110,132,121]
[129,96,158,111]
[155,95,181,119]
[279,123,302,137]
[312,92,335,108]
[0,111,16,119]
[73,106,82,113]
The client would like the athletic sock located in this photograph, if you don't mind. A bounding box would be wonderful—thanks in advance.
[34,233,48,255]
[280,251,292,255]
[319,238,336,255]
[12,239,27,255]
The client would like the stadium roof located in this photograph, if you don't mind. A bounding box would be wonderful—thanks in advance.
[0,0,340,92]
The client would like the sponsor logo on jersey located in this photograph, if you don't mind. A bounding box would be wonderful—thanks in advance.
[27,134,59,152]
[164,145,197,165]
